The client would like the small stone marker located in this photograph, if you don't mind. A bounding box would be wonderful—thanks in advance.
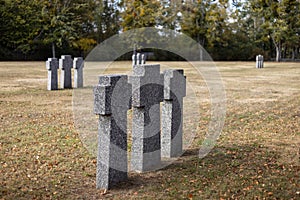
[132,54,137,66]
[46,58,58,90]
[137,53,142,65]
[161,69,186,157]
[256,55,264,68]
[73,57,84,88]
[59,55,73,89]
[141,54,146,65]
[130,64,163,172]
[94,75,131,189]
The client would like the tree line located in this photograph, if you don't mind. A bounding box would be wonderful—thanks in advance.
[0,0,299,61]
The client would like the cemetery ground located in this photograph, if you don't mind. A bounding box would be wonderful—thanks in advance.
[0,61,299,199]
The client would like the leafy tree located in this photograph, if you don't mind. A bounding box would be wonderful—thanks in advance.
[160,0,182,31]
[248,0,300,61]
[0,0,43,58]
[181,0,232,59]
[0,0,96,59]
[226,0,265,60]
[74,38,97,57]
[121,0,162,30]
[280,0,300,60]
[93,0,120,43]
[205,0,230,50]
[1,0,299,61]
[38,0,94,58]
[120,0,163,50]
[180,0,208,47]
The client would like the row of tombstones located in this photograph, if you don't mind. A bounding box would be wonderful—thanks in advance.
[256,55,264,68]
[46,55,84,90]
[93,61,186,189]
[132,52,147,66]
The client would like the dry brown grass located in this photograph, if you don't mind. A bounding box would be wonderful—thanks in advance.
[0,61,299,199]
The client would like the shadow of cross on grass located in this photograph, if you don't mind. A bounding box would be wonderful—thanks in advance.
[105,144,299,199]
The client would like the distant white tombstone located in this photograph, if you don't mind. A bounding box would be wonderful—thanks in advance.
[256,55,264,68]
[46,58,58,90]
[132,53,146,66]
[59,55,73,89]
[73,57,84,88]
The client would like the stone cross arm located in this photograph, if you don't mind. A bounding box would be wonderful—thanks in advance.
[163,69,186,101]
[74,57,84,69]
[130,64,164,108]
[59,55,73,70]
[94,75,131,115]
[46,58,58,70]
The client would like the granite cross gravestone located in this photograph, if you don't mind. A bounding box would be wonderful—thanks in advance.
[161,69,186,158]
[129,64,164,172]
[46,58,58,90]
[59,55,73,89]
[93,61,187,188]
[73,57,84,88]
[94,75,131,189]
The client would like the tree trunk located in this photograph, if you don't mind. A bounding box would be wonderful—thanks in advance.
[291,47,295,61]
[282,45,286,59]
[269,36,273,59]
[275,42,281,62]
[271,34,281,62]
[52,42,56,58]
[199,48,203,61]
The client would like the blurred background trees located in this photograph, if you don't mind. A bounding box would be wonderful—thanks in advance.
[0,0,299,61]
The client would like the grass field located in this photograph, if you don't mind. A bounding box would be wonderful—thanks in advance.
[0,61,299,199]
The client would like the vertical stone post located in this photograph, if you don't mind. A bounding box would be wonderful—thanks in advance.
[59,55,73,89]
[132,54,137,67]
[141,54,146,65]
[94,75,131,189]
[130,64,163,172]
[46,58,58,90]
[256,55,259,68]
[260,55,264,68]
[73,57,84,88]
[136,53,142,65]
[161,69,186,158]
